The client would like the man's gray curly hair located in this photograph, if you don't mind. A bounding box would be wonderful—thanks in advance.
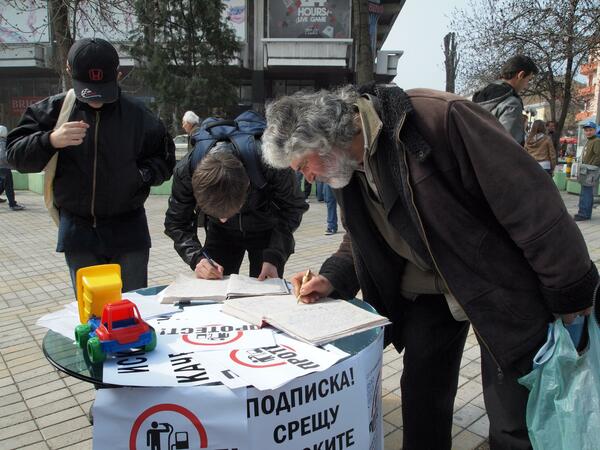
[262,86,360,168]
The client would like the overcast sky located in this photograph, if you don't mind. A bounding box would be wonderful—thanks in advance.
[381,0,469,91]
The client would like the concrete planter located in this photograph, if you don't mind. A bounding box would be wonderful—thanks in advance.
[150,177,172,195]
[553,172,567,191]
[11,170,29,190]
[27,172,45,194]
[9,171,172,196]
[566,179,600,195]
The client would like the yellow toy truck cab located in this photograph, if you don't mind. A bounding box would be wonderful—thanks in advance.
[76,264,122,324]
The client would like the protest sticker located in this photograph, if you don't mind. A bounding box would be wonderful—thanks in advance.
[199,333,346,391]
[245,354,370,450]
[148,306,276,353]
[93,386,246,450]
[102,346,219,387]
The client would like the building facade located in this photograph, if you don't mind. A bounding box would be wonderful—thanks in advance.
[0,0,404,129]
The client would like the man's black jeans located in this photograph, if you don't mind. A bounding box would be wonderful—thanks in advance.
[0,168,16,206]
[391,294,534,450]
[202,223,284,278]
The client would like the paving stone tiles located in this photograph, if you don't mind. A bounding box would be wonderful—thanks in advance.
[0,190,595,449]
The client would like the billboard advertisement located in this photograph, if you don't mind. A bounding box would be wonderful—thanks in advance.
[223,0,246,42]
[268,0,351,39]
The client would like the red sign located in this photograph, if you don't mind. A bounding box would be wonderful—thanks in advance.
[129,403,208,450]
[10,97,45,116]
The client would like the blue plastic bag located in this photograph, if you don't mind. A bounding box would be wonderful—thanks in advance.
[518,314,600,450]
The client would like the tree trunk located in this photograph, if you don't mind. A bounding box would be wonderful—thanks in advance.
[353,0,373,85]
[444,32,458,93]
[48,0,73,91]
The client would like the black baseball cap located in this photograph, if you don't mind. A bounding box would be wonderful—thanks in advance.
[67,38,119,103]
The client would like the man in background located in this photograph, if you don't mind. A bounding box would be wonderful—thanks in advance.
[0,125,25,210]
[574,120,600,221]
[182,110,200,149]
[473,55,538,145]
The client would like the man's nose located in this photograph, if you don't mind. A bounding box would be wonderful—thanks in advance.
[302,169,315,183]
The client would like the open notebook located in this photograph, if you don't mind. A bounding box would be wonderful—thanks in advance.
[159,273,290,304]
[222,294,390,346]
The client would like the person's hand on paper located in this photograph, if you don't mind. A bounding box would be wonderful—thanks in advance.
[257,262,278,281]
[195,258,224,279]
[291,271,334,303]
[49,121,89,148]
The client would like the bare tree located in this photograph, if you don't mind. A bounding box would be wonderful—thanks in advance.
[353,0,374,85]
[443,32,459,93]
[451,0,600,139]
[1,0,134,90]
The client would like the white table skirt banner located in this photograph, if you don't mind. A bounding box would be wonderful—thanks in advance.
[93,385,247,450]
[92,332,384,450]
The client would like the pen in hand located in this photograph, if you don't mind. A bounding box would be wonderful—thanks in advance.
[297,269,313,303]
[201,250,218,269]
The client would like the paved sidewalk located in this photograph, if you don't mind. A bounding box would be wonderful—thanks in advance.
[0,190,596,449]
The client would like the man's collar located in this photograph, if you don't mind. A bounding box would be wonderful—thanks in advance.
[356,95,383,158]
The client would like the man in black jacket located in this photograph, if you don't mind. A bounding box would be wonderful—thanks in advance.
[262,85,596,449]
[7,38,175,292]
[164,139,307,280]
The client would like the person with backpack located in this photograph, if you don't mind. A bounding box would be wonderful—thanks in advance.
[164,111,308,280]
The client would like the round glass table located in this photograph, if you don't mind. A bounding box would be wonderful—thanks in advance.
[42,286,382,387]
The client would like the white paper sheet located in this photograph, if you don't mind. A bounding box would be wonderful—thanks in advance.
[199,333,347,391]
[147,305,276,353]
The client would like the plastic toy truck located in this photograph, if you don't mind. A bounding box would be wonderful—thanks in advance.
[74,264,157,364]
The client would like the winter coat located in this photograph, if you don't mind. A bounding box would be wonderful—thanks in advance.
[582,136,600,166]
[473,81,525,145]
[6,91,175,251]
[164,145,308,271]
[524,134,557,169]
[320,85,597,372]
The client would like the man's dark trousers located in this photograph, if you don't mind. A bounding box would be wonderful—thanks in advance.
[0,168,17,206]
[65,248,150,294]
[394,294,534,449]
[202,222,284,278]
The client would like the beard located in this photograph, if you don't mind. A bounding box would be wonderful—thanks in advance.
[317,151,360,188]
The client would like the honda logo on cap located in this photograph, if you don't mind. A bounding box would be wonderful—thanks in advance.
[88,69,104,81]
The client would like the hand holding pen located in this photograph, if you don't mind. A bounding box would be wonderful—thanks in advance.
[292,269,334,303]
[194,250,224,279]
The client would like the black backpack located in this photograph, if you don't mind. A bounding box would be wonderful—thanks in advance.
[189,110,267,189]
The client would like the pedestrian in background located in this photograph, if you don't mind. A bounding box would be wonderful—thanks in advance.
[524,119,556,175]
[0,125,24,211]
[473,55,538,145]
[6,38,175,292]
[323,183,338,235]
[574,120,600,222]
[182,110,200,149]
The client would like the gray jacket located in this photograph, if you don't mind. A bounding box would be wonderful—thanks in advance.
[473,81,525,145]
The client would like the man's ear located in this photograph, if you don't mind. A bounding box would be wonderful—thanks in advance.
[516,70,527,80]
[117,71,123,82]
[66,63,71,75]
